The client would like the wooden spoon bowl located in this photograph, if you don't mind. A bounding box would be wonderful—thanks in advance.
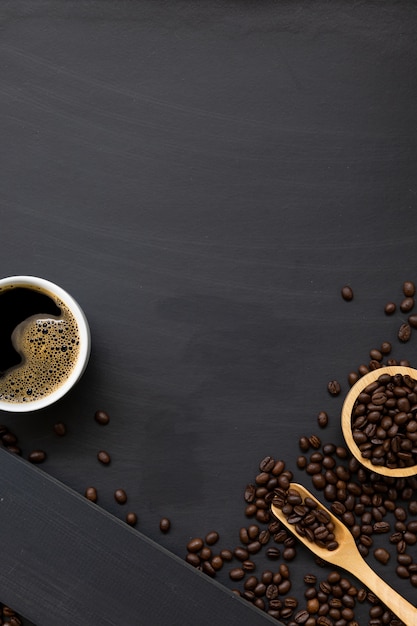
[341,365,417,477]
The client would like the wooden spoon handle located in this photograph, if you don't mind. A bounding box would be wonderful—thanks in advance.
[348,553,416,624]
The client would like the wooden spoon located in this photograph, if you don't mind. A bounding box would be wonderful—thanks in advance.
[271,483,417,625]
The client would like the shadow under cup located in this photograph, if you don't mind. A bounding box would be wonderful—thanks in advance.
[0,276,91,413]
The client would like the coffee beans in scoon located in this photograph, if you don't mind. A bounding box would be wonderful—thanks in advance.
[351,372,417,469]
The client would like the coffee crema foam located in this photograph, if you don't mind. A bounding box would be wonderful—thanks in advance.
[0,296,80,404]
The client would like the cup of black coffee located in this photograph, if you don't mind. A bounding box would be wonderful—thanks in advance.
[0,276,90,412]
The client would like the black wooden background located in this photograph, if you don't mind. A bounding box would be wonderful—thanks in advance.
[0,1,417,624]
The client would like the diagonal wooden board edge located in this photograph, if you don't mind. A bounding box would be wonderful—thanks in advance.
[0,448,281,625]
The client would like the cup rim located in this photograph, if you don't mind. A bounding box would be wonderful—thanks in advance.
[0,275,91,412]
[341,365,417,477]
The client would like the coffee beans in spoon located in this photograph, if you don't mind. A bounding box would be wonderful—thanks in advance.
[351,372,417,469]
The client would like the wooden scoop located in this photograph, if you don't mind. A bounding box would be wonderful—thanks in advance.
[271,483,417,625]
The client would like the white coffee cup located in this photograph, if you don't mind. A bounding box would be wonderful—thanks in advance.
[0,275,91,412]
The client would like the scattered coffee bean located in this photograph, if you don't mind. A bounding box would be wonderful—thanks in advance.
[341,285,354,301]
[384,302,396,315]
[400,297,414,313]
[398,323,412,342]
[403,281,416,297]
[97,450,111,465]
[205,531,219,545]
[187,537,204,553]
[85,486,98,502]
[327,380,341,396]
[28,450,46,464]
[317,411,329,428]
[126,512,138,526]
[159,517,171,533]
[374,547,390,564]
[53,422,66,436]
[114,488,127,504]
[94,409,110,425]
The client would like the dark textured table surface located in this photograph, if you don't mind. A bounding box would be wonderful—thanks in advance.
[1,1,417,624]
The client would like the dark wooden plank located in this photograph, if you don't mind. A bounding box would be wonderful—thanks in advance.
[0,448,280,625]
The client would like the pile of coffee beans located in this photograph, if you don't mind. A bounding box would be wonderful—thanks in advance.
[351,372,417,468]
[272,487,339,551]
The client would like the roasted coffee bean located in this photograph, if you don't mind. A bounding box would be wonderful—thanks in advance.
[266,547,281,560]
[294,609,310,623]
[126,512,137,526]
[408,314,417,329]
[234,546,249,561]
[259,455,275,472]
[220,549,233,561]
[159,517,171,533]
[398,323,412,342]
[97,450,111,465]
[400,297,414,312]
[28,450,46,464]
[94,409,110,425]
[327,380,341,396]
[341,285,354,301]
[403,280,416,297]
[114,488,127,504]
[211,555,223,571]
[85,486,98,502]
[317,411,329,428]
[186,538,203,554]
[53,422,66,436]
[373,547,390,565]
[229,567,245,581]
[244,484,256,503]
[205,531,219,545]
[384,302,396,315]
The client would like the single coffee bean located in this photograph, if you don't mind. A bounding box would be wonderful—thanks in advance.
[317,411,329,428]
[400,297,414,312]
[403,280,416,297]
[159,517,171,533]
[126,512,137,526]
[229,567,245,581]
[398,323,411,342]
[327,380,341,396]
[374,547,390,564]
[384,302,396,315]
[85,486,98,502]
[28,450,46,464]
[341,286,353,301]
[94,409,110,425]
[211,555,223,571]
[97,450,111,465]
[205,531,219,545]
[408,314,417,329]
[114,488,127,504]
[187,537,204,553]
[259,455,275,472]
[220,549,233,561]
[294,609,310,624]
[53,422,66,436]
